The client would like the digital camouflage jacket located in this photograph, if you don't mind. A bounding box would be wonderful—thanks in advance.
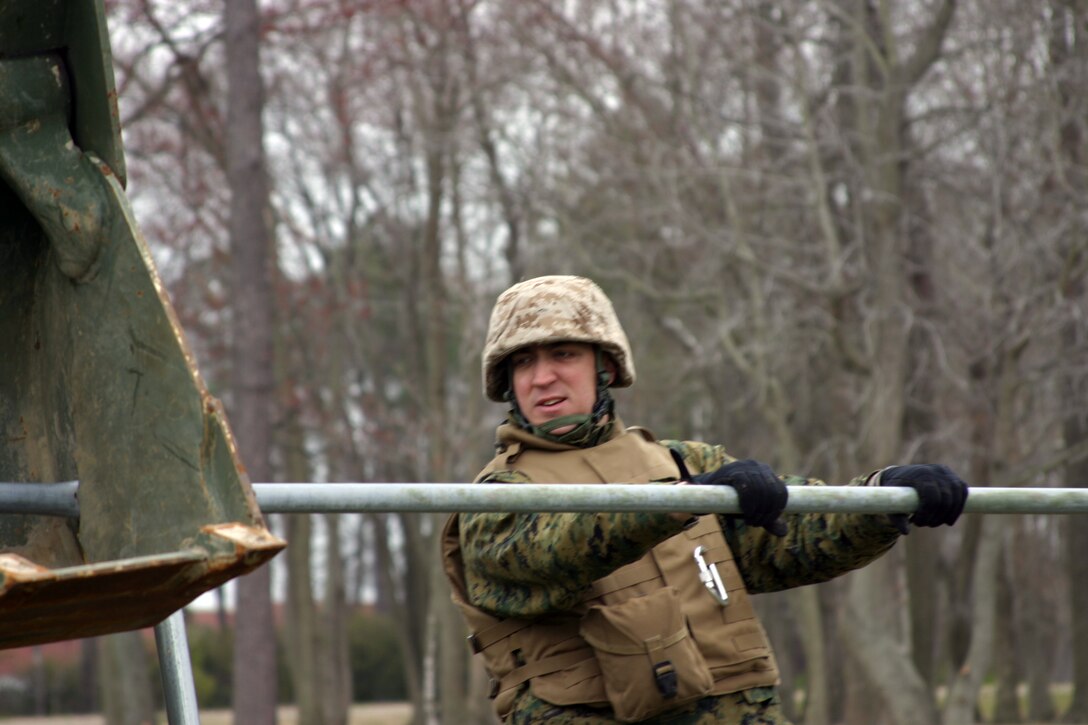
[452,421,901,723]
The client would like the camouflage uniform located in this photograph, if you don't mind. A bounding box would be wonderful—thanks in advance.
[509,687,784,724]
[460,437,900,723]
[459,276,901,723]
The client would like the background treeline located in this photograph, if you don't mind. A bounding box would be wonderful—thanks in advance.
[0,608,405,717]
[69,1,1088,724]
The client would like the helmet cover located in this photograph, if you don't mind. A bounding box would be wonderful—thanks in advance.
[482,275,635,401]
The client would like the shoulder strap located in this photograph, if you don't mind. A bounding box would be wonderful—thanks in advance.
[474,440,526,482]
[625,425,658,442]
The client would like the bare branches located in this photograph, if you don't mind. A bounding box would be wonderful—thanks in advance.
[105,1,1088,722]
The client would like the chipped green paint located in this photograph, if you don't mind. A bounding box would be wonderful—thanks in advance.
[0,0,283,650]
[0,0,125,184]
[0,55,110,280]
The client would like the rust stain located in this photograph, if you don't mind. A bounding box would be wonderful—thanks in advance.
[0,554,51,580]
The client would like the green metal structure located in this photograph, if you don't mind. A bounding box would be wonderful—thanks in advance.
[0,0,284,649]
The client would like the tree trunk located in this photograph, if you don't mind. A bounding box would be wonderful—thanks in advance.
[1020,519,1056,723]
[32,646,45,715]
[80,639,99,713]
[285,512,321,725]
[1059,265,1088,723]
[433,545,472,724]
[941,517,1004,725]
[842,557,938,725]
[281,409,349,725]
[373,513,424,723]
[902,173,942,691]
[224,0,278,723]
[820,584,849,725]
[990,543,1020,723]
[834,3,957,721]
[323,513,352,725]
[1050,0,1088,719]
[946,325,1027,724]
[98,631,155,725]
[400,9,460,718]
[788,588,829,725]
[1064,491,1088,722]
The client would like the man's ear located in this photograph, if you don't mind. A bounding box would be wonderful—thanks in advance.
[599,353,618,387]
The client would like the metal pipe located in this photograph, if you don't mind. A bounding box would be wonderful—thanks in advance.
[154,610,200,725]
[250,482,1088,515]
[0,481,80,518]
[2,481,1088,517]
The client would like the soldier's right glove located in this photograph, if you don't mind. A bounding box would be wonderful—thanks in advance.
[880,464,968,534]
[693,460,788,537]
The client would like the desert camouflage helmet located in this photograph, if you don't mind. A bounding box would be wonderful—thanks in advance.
[482,275,636,402]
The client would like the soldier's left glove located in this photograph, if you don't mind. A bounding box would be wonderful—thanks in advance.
[693,460,789,537]
[879,464,968,534]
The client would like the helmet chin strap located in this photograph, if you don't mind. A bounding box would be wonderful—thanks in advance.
[505,348,616,448]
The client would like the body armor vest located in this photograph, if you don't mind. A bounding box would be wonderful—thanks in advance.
[442,425,780,721]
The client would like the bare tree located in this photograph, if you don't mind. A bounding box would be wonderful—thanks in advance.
[1051,1,1088,722]
[224,0,278,722]
[105,3,1088,725]
[98,632,155,725]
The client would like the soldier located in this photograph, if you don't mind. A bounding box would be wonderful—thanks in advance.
[442,275,967,724]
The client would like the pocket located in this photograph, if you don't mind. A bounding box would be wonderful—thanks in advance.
[579,588,713,723]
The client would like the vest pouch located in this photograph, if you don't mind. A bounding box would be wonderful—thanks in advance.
[579,587,713,722]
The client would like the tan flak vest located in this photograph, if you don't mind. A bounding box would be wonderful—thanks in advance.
[442,424,779,722]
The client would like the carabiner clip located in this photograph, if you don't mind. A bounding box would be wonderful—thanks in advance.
[693,545,729,607]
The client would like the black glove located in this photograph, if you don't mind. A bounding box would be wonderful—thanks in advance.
[880,464,968,534]
[693,459,789,537]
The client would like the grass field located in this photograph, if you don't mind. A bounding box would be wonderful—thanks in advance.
[0,702,411,725]
[1,690,1083,724]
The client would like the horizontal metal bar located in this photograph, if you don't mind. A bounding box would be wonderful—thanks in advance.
[250,483,1088,515]
[1,482,1087,518]
[0,481,80,518]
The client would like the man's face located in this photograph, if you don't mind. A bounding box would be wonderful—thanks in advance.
[510,342,609,435]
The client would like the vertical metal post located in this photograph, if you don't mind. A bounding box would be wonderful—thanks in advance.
[154,609,200,725]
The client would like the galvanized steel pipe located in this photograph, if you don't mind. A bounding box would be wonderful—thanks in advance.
[2,481,1088,517]
[154,610,200,725]
[0,481,80,518]
[250,482,1088,515]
